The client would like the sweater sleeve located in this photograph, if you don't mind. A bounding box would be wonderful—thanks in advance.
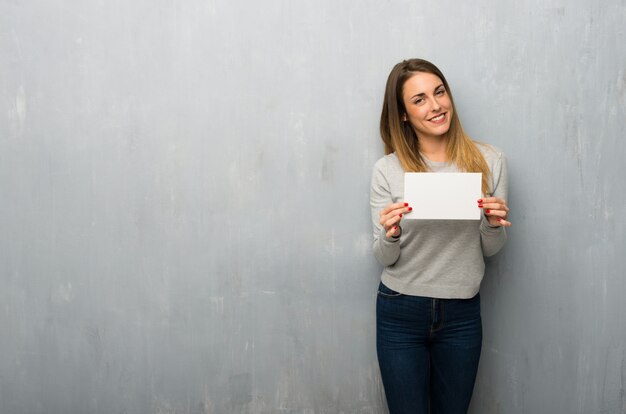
[480,150,508,257]
[370,158,401,266]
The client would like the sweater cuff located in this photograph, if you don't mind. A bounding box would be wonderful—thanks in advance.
[480,218,503,233]
[380,227,401,243]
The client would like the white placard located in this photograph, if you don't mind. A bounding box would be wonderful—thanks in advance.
[403,173,482,220]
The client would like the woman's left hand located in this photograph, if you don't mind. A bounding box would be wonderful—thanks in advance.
[478,197,511,227]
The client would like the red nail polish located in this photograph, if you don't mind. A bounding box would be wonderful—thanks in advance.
[399,214,402,217]
[478,204,483,208]
[408,207,413,211]
[486,209,490,213]
[404,203,408,206]
[477,199,483,203]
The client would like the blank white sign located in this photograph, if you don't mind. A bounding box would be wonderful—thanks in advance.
[403,173,482,220]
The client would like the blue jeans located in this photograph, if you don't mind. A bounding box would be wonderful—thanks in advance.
[376,281,482,414]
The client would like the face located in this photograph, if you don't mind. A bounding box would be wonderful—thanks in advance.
[401,72,453,141]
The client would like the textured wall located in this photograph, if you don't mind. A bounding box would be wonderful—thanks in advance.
[1,1,624,413]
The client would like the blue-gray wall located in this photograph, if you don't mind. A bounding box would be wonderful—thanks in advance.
[1,1,625,413]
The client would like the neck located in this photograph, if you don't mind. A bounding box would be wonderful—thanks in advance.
[418,135,448,163]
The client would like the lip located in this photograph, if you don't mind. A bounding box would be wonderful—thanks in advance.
[427,112,447,124]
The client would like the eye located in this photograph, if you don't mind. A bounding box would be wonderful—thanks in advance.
[413,98,424,105]
[435,89,446,96]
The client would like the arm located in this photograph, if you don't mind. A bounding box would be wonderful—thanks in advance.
[480,152,509,257]
[370,161,401,266]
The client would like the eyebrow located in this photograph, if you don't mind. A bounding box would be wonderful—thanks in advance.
[410,84,445,100]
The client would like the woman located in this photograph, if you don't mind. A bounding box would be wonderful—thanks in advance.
[370,58,510,413]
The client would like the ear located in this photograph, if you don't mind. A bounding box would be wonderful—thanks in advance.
[402,114,407,122]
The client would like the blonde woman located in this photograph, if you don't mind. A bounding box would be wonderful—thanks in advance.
[371,59,511,413]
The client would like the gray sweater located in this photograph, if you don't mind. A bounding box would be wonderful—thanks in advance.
[370,144,507,299]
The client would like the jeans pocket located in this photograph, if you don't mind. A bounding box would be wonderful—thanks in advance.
[377,282,403,298]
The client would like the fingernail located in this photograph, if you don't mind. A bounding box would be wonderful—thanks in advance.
[486,209,490,213]
[399,214,402,217]
[477,199,483,203]
[408,207,413,211]
[478,204,483,208]
[404,203,408,206]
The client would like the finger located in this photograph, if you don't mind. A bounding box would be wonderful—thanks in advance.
[380,206,413,225]
[380,202,409,216]
[380,211,399,226]
[488,217,511,227]
[483,209,507,219]
[497,218,512,227]
[480,202,508,212]
[478,197,506,204]
[385,225,401,238]
[478,198,508,212]
[383,214,402,231]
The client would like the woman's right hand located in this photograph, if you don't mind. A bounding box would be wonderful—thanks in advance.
[379,202,412,238]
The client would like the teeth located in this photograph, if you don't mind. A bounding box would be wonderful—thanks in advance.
[430,114,444,121]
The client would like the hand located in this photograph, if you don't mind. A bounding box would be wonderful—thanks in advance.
[478,197,511,227]
[379,202,412,238]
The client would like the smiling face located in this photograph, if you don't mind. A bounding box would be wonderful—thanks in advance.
[401,71,453,141]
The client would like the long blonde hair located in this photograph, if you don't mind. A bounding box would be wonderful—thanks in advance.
[380,59,491,195]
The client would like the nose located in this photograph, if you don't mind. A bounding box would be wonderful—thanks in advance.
[431,96,442,112]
